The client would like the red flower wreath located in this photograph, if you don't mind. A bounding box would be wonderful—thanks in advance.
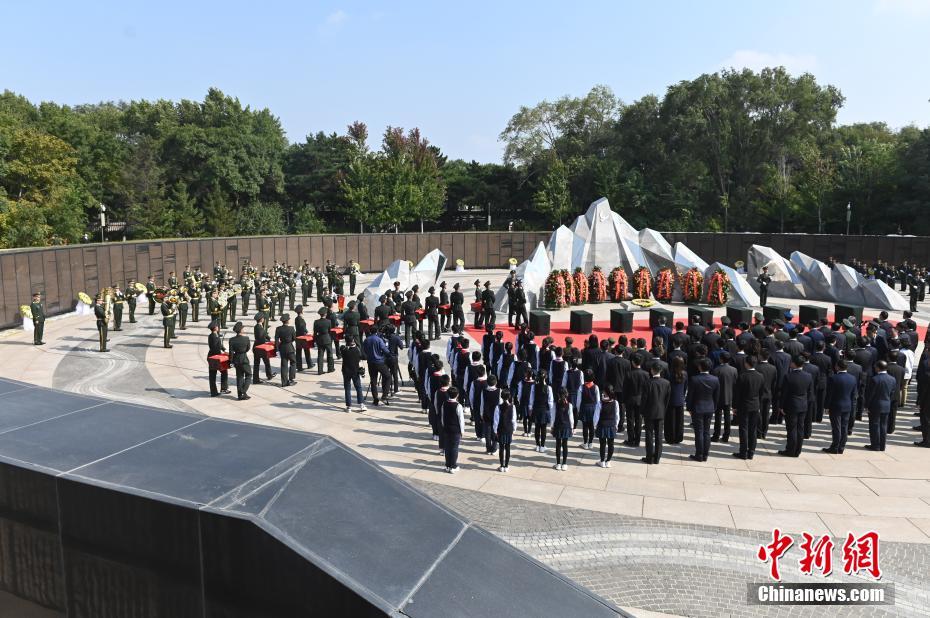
[608,267,629,301]
[633,266,653,300]
[589,266,608,302]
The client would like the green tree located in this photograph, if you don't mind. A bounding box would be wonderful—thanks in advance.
[170,182,205,238]
[532,156,573,225]
[235,201,285,236]
[201,184,235,237]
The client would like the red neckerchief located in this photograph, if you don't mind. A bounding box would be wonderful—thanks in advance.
[584,381,594,387]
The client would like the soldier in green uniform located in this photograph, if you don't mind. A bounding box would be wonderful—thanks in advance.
[275,276,286,316]
[217,285,229,329]
[239,270,252,314]
[207,290,222,329]
[126,279,138,323]
[252,313,276,384]
[161,297,176,348]
[189,282,201,322]
[30,292,45,345]
[94,295,108,352]
[229,321,252,400]
[111,284,125,331]
[348,260,359,296]
[177,288,190,330]
[300,262,311,305]
[287,273,297,311]
[315,269,325,302]
[227,283,238,322]
[146,275,156,314]
[167,271,179,289]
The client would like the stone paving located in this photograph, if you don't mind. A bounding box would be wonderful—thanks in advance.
[3,269,930,615]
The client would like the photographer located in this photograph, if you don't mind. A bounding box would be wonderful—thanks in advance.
[341,337,366,413]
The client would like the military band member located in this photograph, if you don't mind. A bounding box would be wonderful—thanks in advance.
[294,305,315,371]
[275,276,286,316]
[146,276,156,314]
[253,313,276,384]
[126,279,138,323]
[349,260,359,296]
[300,268,311,306]
[229,321,252,400]
[111,284,125,331]
[313,307,335,375]
[208,322,230,397]
[315,269,325,302]
[167,271,179,289]
[183,265,193,282]
[94,295,108,352]
[177,288,189,330]
[30,292,45,345]
[207,290,222,329]
[189,283,201,322]
[161,296,176,348]
[227,283,237,322]
[257,287,271,323]
[275,313,298,387]
[240,270,252,314]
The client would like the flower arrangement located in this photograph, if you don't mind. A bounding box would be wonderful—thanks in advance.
[655,268,675,301]
[573,268,589,304]
[561,269,576,304]
[608,267,629,301]
[706,268,731,306]
[631,298,656,308]
[632,266,653,300]
[544,270,567,308]
[589,266,608,302]
[682,268,704,303]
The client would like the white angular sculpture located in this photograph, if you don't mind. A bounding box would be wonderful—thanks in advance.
[547,226,575,271]
[569,213,590,239]
[790,251,833,300]
[860,279,909,311]
[362,259,410,308]
[495,242,551,311]
[831,264,867,306]
[409,249,447,291]
[639,228,676,274]
[673,242,710,275]
[611,211,640,244]
[567,197,648,273]
[747,245,806,299]
[704,262,760,308]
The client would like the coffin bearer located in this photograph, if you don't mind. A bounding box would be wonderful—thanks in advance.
[229,321,252,400]
[294,305,315,372]
[252,313,276,384]
[313,307,335,375]
[275,313,298,387]
[94,295,108,352]
[30,292,45,345]
[111,284,125,331]
[208,322,230,397]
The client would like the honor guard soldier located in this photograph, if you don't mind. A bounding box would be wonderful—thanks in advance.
[94,295,109,352]
[401,291,418,346]
[481,281,496,328]
[207,290,222,329]
[425,287,440,340]
[111,284,125,330]
[512,281,528,328]
[450,283,465,331]
[161,295,176,348]
[300,268,311,306]
[348,260,359,296]
[275,313,298,387]
[167,271,179,289]
[313,307,335,375]
[252,313,276,384]
[439,281,450,333]
[189,282,201,322]
[240,270,252,314]
[356,293,369,322]
[208,322,230,397]
[146,276,156,314]
[294,305,315,372]
[229,321,252,400]
[126,279,138,323]
[30,292,45,345]
[342,300,361,349]
[756,266,772,307]
[315,269,325,302]
[275,276,286,316]
[177,288,189,330]
[287,273,297,310]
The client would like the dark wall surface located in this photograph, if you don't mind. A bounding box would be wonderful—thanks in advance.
[2,231,928,329]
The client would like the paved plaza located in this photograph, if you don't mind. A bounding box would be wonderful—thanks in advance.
[2,269,930,616]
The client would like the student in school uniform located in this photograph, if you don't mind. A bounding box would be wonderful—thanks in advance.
[578,369,601,450]
[530,370,555,453]
[549,346,568,390]
[432,375,452,452]
[494,389,517,472]
[566,357,584,429]
[551,387,575,471]
[481,375,501,455]
[496,341,515,385]
[468,365,489,443]
[594,386,620,468]
[440,386,466,473]
[516,368,536,437]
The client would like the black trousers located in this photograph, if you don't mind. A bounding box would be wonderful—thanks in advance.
[626,404,642,445]
[665,405,684,444]
[242,293,251,314]
[280,349,296,386]
[253,353,273,381]
[190,301,198,322]
[163,320,174,348]
[387,356,401,392]
[427,314,440,340]
[209,367,229,396]
[452,307,464,331]
[33,319,44,344]
[404,321,416,347]
[785,409,805,456]
[534,423,548,447]
[498,441,511,467]
[713,404,731,440]
[555,438,568,465]
[887,399,898,434]
[868,410,888,450]
[598,436,615,462]
[829,409,850,452]
[814,385,826,423]
[112,307,123,330]
[645,418,664,463]
[514,306,528,328]
[128,300,136,322]
[368,361,391,404]
[692,413,712,460]
[920,403,930,444]
[98,322,108,351]
[177,306,186,329]
[736,407,758,457]
[317,343,334,373]
[296,343,314,370]
[443,433,461,469]
[148,296,155,314]
[759,397,771,438]
[759,288,768,307]
[234,363,251,398]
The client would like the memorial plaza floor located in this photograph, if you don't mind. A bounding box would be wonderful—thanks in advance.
[2,269,929,616]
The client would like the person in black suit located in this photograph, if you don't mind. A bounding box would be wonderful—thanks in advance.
[824,359,857,453]
[228,321,252,400]
[208,322,230,397]
[275,313,298,387]
[686,358,719,461]
[885,351,905,435]
[252,313,275,384]
[642,364,671,464]
[845,353,864,436]
[865,360,897,451]
[653,317,672,353]
[800,354,820,439]
[756,349,778,439]
[733,355,765,459]
[313,307,335,375]
[341,337,366,413]
[686,315,706,345]
[810,342,833,423]
[779,356,814,457]
[711,353,737,442]
[623,354,650,446]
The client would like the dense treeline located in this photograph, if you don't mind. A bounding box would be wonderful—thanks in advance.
[0,67,928,249]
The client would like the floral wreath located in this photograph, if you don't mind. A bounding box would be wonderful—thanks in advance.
[706,268,731,306]
[589,266,608,302]
[544,270,567,308]
[655,268,675,301]
[682,267,704,303]
[573,267,589,304]
[608,267,629,301]
[632,266,652,300]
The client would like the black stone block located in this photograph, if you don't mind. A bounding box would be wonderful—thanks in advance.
[763,305,791,322]
[798,304,827,325]
[529,310,550,336]
[726,307,753,327]
[688,306,714,329]
[649,308,674,329]
[835,304,864,325]
[570,310,593,335]
[609,309,633,333]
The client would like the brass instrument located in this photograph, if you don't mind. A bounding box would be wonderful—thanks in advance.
[231,283,243,296]
[165,288,180,305]
[153,286,169,303]
[101,287,115,322]
[133,282,147,294]
[20,305,33,320]
[217,290,229,309]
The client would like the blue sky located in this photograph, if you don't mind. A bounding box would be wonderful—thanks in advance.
[2,0,928,162]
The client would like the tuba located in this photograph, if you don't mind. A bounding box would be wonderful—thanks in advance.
[133,282,147,294]
[101,287,115,321]
[231,283,243,296]
[217,289,228,309]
